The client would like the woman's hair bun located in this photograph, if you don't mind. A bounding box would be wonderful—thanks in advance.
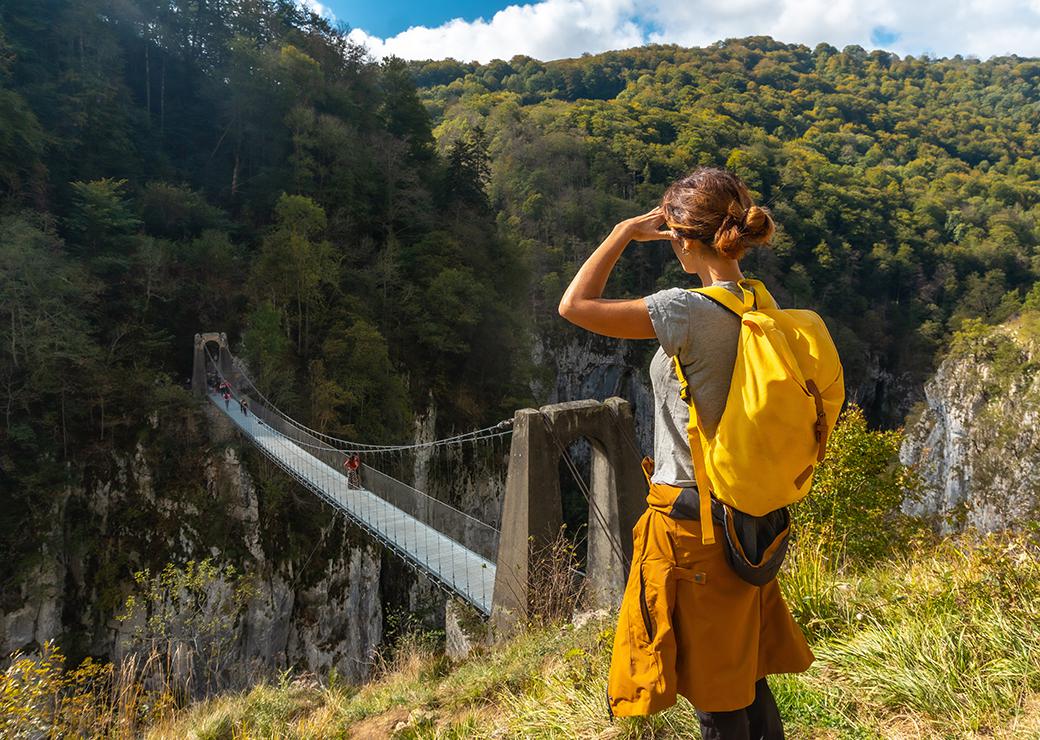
[713,202,775,259]
[742,205,775,243]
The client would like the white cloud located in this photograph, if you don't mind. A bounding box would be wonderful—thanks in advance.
[641,0,1040,58]
[346,0,643,63]
[345,0,1040,63]
[299,0,335,20]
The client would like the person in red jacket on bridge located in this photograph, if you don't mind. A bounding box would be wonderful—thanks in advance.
[343,453,361,488]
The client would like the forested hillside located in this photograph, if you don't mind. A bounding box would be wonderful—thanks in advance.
[3,0,1040,689]
[0,0,530,599]
[409,39,1040,422]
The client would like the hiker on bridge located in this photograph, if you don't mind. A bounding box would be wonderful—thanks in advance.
[343,453,361,488]
[559,166,840,739]
[238,395,249,416]
[222,389,231,410]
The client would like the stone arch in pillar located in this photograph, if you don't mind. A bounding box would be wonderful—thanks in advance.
[192,331,233,396]
[491,397,646,637]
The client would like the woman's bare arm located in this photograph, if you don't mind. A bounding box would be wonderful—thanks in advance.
[558,206,675,339]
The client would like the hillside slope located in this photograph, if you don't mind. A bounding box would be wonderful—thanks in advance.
[150,532,1040,739]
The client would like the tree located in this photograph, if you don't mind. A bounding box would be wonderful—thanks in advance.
[442,126,492,216]
[378,56,435,164]
[249,194,338,355]
[65,179,142,261]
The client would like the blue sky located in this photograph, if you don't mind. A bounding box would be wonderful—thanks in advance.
[301,1,1040,64]
[326,1,516,37]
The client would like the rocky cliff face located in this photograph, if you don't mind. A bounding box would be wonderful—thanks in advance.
[846,348,923,430]
[900,317,1040,532]
[538,333,656,454]
[1,402,384,688]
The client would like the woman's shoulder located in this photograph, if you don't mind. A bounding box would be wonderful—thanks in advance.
[645,286,699,323]
[645,287,724,358]
[645,285,690,305]
[647,285,739,310]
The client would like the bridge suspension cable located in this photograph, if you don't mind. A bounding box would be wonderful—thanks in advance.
[202,344,505,536]
[204,345,513,453]
[201,346,503,614]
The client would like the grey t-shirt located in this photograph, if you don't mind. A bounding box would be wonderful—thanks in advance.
[644,281,745,487]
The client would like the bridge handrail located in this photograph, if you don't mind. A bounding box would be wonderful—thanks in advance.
[205,354,500,551]
[210,391,496,613]
[223,351,512,452]
[227,388,499,531]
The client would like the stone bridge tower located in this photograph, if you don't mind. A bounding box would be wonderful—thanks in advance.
[491,398,646,636]
[191,332,233,396]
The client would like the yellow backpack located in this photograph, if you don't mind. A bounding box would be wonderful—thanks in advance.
[672,278,845,545]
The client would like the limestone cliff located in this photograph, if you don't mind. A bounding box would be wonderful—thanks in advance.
[900,315,1040,532]
[1,400,384,687]
[537,333,656,454]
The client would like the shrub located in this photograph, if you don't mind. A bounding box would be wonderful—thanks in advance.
[525,525,587,627]
[0,640,176,738]
[118,558,257,699]
[794,404,923,563]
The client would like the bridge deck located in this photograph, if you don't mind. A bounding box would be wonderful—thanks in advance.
[209,393,496,616]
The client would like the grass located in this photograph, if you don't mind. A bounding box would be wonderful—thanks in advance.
[136,530,1040,739]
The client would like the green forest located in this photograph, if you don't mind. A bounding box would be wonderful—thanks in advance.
[408,38,1040,413]
[0,0,532,579]
[3,1,1040,603]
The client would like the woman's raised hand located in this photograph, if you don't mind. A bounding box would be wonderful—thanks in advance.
[557,205,663,340]
[620,206,678,243]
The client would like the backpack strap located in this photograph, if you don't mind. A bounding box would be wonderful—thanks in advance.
[739,279,778,309]
[672,356,716,545]
[690,278,769,316]
[806,379,829,463]
[691,285,752,316]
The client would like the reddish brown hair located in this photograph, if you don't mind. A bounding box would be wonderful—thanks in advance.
[661,167,775,260]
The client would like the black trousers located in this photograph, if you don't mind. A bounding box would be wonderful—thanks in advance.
[696,678,784,740]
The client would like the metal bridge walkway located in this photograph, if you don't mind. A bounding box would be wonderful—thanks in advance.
[208,392,497,616]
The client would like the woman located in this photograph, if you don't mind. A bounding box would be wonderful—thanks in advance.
[558,167,813,739]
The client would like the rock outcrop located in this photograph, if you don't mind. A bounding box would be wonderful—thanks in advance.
[1,402,384,689]
[900,316,1040,532]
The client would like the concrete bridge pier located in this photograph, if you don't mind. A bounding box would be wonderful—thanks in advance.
[490,398,647,638]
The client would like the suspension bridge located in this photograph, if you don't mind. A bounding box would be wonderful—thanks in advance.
[193,332,647,631]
